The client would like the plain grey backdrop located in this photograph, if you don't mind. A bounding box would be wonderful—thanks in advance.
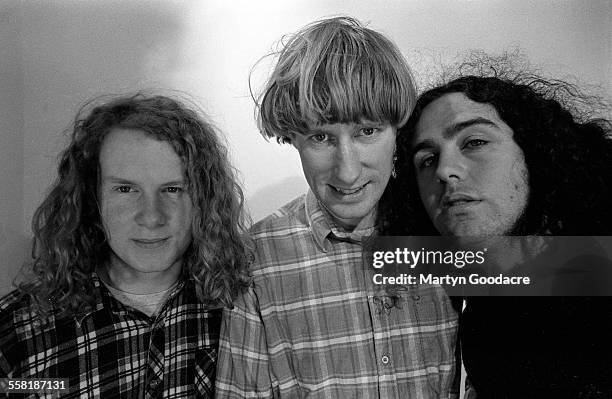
[1,0,611,295]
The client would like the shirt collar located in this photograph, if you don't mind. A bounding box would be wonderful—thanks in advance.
[74,272,107,327]
[305,190,332,252]
[305,190,377,253]
[75,271,188,327]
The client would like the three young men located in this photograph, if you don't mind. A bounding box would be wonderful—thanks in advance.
[8,15,605,399]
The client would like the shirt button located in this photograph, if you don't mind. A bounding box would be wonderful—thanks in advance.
[381,355,390,365]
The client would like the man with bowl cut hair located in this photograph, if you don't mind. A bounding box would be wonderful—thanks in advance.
[216,16,460,399]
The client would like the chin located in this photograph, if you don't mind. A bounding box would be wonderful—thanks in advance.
[441,223,488,237]
[128,256,179,273]
[330,208,373,226]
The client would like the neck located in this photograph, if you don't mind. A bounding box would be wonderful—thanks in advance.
[101,256,182,295]
[464,236,547,273]
[341,217,376,232]
[326,207,377,232]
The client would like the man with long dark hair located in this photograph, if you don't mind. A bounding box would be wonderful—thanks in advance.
[381,67,612,397]
[0,94,251,397]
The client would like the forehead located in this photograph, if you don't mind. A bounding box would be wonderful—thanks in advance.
[99,128,184,179]
[414,92,508,142]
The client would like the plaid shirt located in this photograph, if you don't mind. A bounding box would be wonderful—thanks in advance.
[216,191,460,398]
[0,273,222,398]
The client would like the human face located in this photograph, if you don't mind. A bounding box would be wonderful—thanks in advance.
[412,93,529,236]
[292,121,396,230]
[99,128,194,288]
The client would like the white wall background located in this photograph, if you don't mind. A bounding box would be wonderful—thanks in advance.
[1,0,610,294]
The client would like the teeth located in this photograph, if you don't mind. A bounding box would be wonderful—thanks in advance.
[333,185,363,195]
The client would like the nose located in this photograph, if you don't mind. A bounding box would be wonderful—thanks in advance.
[135,193,167,228]
[435,150,466,185]
[333,140,361,185]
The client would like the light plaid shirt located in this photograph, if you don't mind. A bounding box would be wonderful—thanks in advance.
[216,191,460,398]
[0,273,222,398]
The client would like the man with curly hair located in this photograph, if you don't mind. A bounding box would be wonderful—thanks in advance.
[0,94,251,398]
[216,17,461,398]
[381,71,612,397]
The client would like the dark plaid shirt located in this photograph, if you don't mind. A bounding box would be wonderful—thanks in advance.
[0,273,222,398]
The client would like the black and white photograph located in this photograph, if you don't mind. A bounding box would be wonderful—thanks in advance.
[1,1,610,397]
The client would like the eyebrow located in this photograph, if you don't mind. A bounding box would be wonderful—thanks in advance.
[101,176,186,186]
[306,128,327,135]
[308,120,386,133]
[412,117,499,155]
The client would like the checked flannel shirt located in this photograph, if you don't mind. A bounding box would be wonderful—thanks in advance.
[0,273,222,398]
[216,191,461,398]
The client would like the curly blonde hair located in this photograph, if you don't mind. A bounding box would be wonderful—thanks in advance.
[19,93,252,318]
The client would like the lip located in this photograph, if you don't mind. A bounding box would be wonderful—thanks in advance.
[132,237,169,249]
[441,193,481,209]
[329,182,369,196]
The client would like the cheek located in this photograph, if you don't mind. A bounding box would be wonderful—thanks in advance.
[170,199,195,234]
[510,168,529,209]
[371,140,396,170]
[178,205,194,235]
[417,177,438,215]
[100,199,132,234]
[300,155,329,182]
[375,154,394,175]
[507,155,529,202]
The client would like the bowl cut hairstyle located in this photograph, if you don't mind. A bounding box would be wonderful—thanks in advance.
[256,16,417,142]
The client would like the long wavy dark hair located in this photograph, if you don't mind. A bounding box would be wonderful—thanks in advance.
[380,74,612,236]
[19,93,252,318]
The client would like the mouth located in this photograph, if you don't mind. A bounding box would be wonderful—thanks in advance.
[329,182,369,196]
[132,238,169,249]
[442,194,481,209]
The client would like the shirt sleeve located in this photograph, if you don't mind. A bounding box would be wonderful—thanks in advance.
[215,287,278,399]
[0,291,23,377]
[0,315,12,378]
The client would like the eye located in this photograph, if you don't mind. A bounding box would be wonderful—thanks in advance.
[464,139,488,148]
[360,127,379,136]
[164,186,184,194]
[310,134,328,143]
[415,153,437,170]
[420,154,437,169]
[114,185,135,193]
